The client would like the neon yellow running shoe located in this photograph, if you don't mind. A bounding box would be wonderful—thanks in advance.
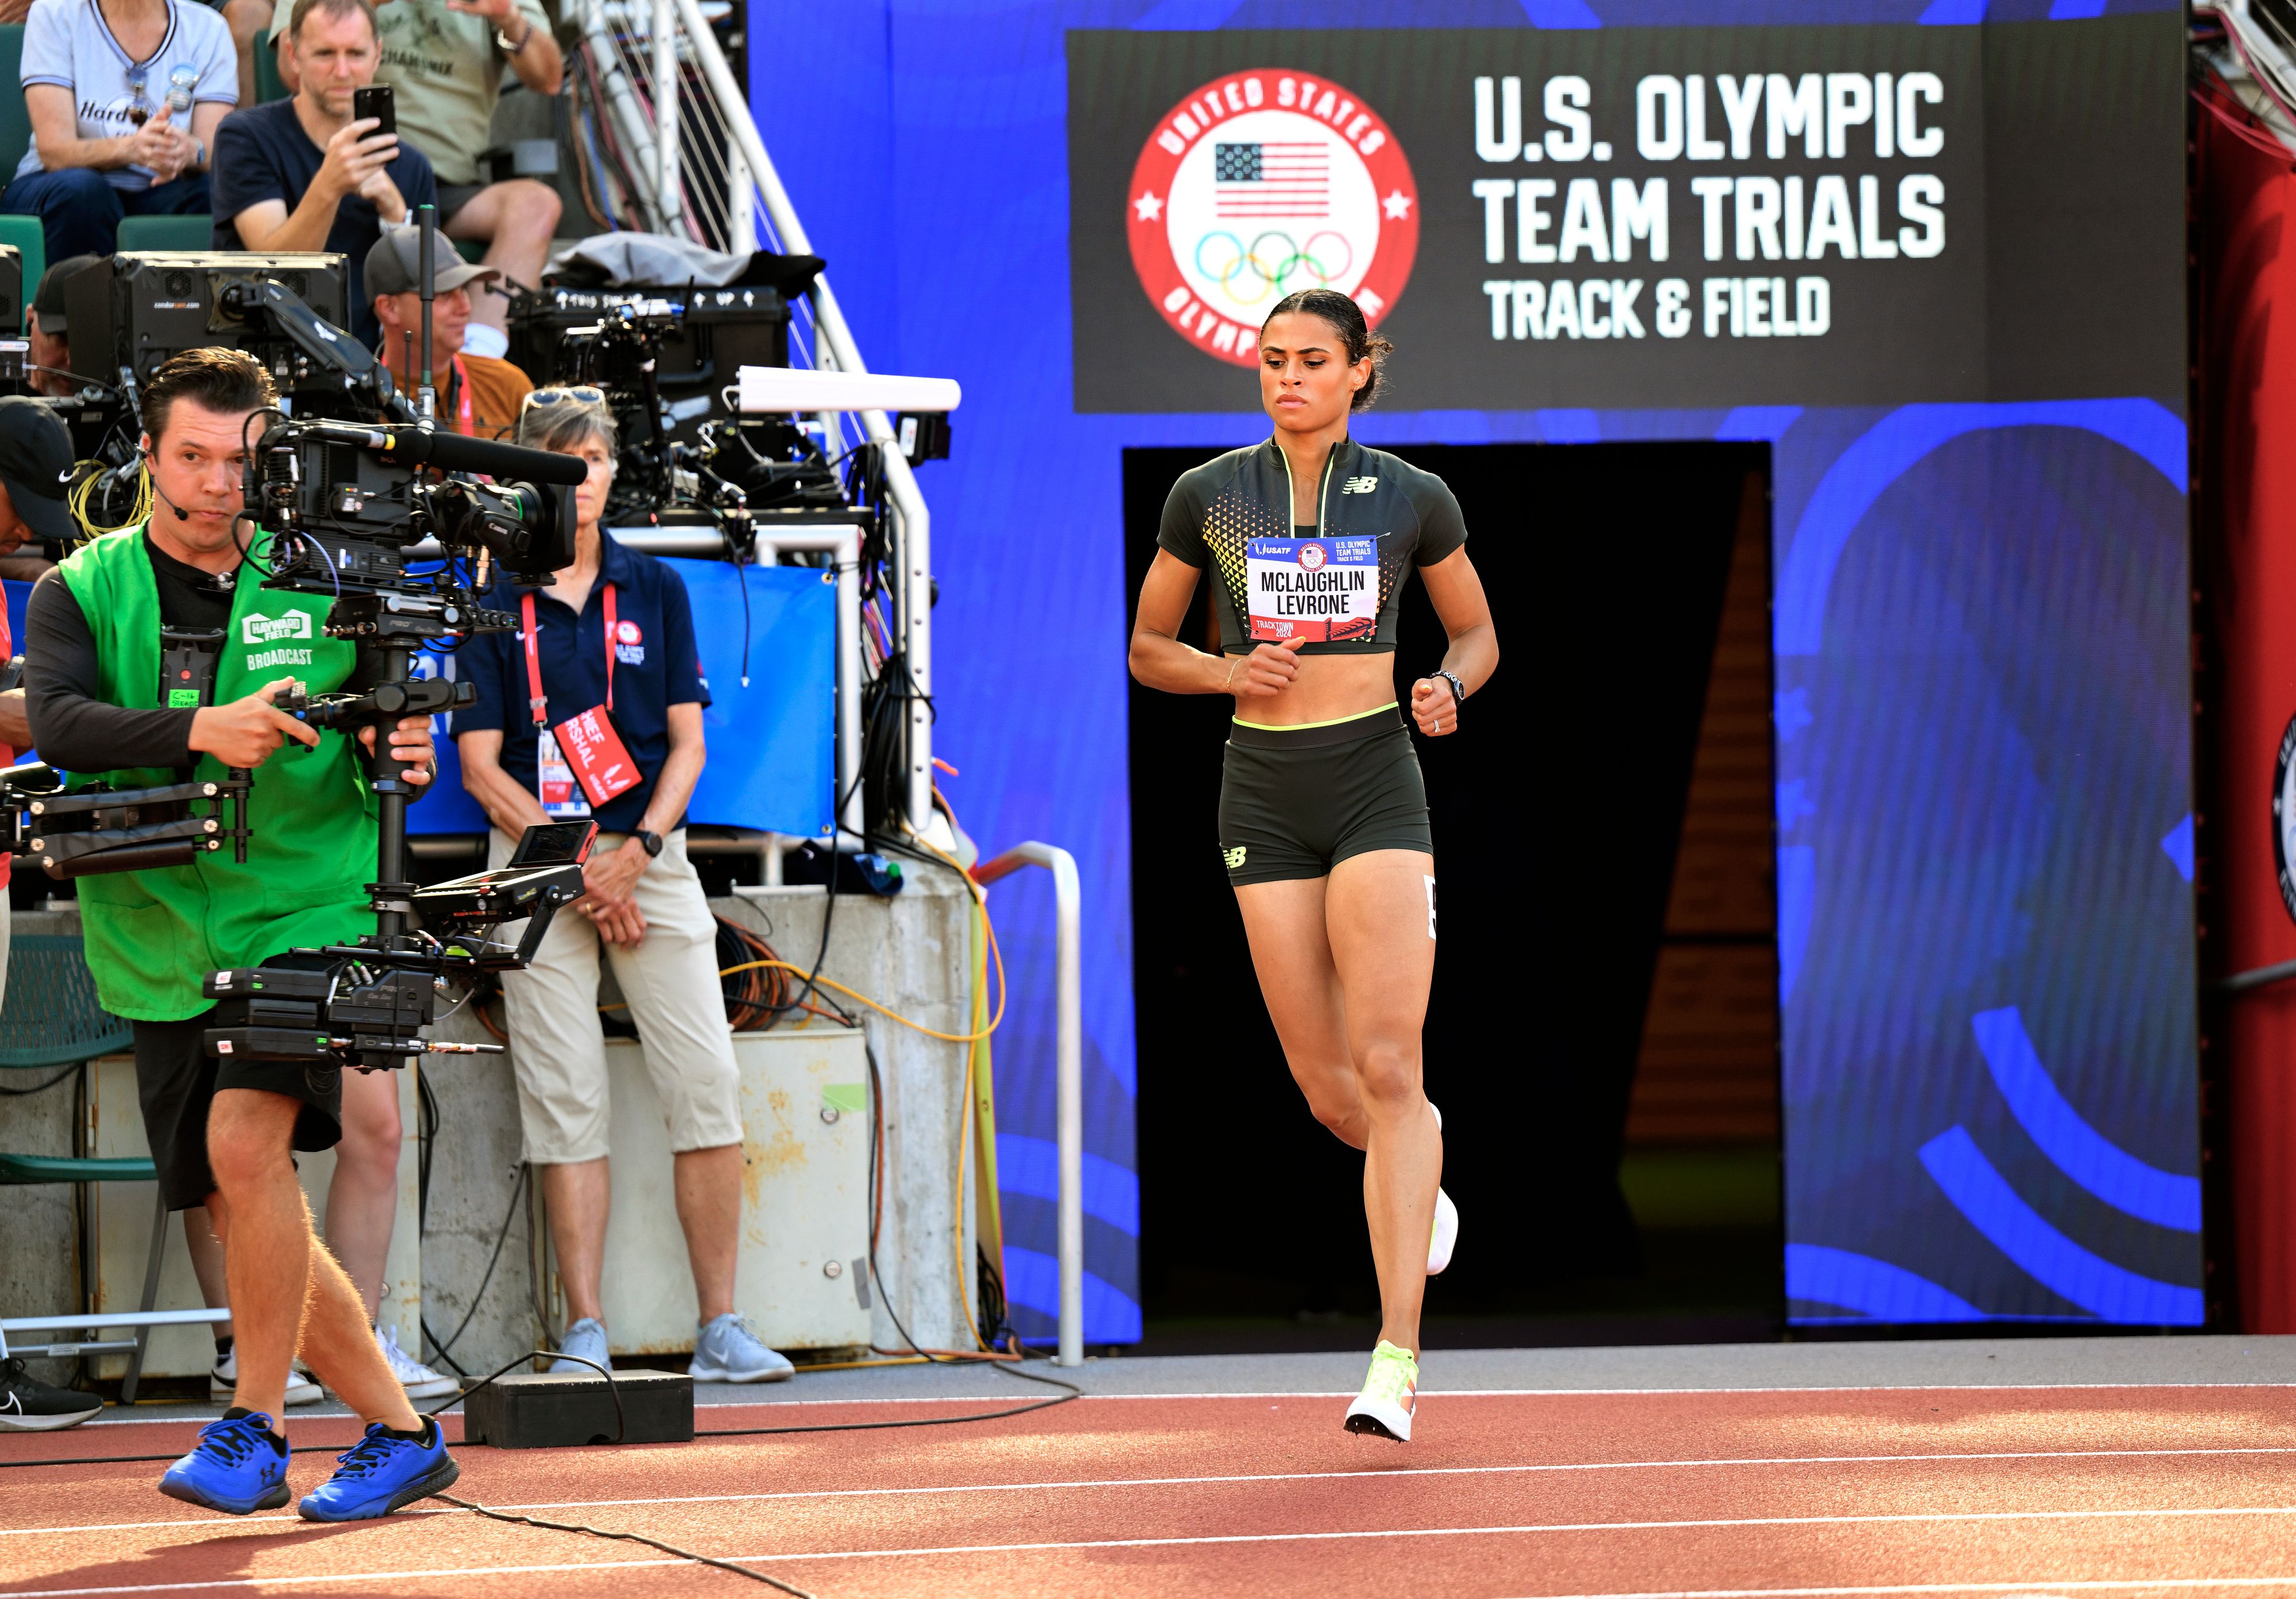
[1343,1339,1418,1442]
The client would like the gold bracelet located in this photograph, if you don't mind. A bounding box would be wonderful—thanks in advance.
[1222,657,1241,694]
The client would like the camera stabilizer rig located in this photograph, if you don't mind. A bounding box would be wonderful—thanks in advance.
[2,219,599,1073]
[193,405,591,1071]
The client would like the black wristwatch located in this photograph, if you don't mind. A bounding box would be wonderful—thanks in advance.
[633,828,664,858]
[1435,670,1467,718]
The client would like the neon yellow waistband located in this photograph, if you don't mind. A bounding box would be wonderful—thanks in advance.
[1232,700,1399,733]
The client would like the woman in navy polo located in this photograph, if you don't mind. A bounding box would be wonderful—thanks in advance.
[455,387,790,1386]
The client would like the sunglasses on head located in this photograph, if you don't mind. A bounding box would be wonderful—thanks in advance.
[521,386,609,410]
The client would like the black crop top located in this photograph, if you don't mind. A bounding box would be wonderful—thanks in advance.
[1157,437,1468,656]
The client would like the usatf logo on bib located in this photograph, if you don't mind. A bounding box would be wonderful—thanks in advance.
[241,613,313,645]
[1126,69,1419,369]
[1246,536,1378,644]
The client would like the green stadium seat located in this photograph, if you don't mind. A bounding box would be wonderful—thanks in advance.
[0,216,40,335]
[255,34,289,105]
[0,24,35,331]
[456,239,486,265]
[0,935,187,1403]
[117,214,215,252]
[0,26,29,183]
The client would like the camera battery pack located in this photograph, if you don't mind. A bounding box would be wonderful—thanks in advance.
[462,1369,694,1449]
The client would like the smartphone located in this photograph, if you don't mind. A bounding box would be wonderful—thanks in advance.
[352,84,395,138]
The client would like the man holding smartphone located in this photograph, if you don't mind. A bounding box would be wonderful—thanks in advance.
[209,0,436,346]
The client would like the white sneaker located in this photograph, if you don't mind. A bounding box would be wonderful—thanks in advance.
[376,1324,459,1400]
[209,1348,321,1407]
[1427,1102,1457,1276]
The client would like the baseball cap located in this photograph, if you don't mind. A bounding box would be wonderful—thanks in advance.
[0,397,76,542]
[31,254,99,338]
[365,225,500,299]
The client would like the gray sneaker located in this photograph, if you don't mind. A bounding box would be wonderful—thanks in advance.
[549,1317,612,1376]
[689,1314,793,1383]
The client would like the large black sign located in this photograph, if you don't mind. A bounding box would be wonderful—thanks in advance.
[1067,21,2183,413]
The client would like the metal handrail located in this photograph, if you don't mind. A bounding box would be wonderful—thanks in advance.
[670,0,938,834]
[972,843,1083,1368]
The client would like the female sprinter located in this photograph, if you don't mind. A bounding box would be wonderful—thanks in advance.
[1128,288,1498,1443]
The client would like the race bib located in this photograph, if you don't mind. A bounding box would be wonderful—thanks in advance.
[538,729,590,818]
[1246,536,1379,644]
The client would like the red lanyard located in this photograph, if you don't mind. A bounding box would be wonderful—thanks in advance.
[452,354,473,435]
[521,582,616,729]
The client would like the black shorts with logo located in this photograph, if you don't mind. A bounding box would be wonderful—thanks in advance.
[1217,704,1434,886]
[134,1010,343,1211]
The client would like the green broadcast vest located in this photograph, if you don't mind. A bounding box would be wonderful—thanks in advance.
[60,530,379,1021]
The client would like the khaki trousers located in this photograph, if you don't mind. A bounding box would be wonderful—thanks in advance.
[491,828,742,1165]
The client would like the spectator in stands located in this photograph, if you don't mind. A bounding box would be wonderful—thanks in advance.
[2,0,237,262]
[455,389,793,1388]
[218,0,274,109]
[272,0,561,357]
[366,222,530,436]
[211,0,434,347]
[26,254,99,398]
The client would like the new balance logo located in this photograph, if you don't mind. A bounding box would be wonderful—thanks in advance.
[1340,476,1378,494]
[1223,846,1247,869]
[242,613,313,645]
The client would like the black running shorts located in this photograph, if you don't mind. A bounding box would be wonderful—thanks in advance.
[1217,704,1433,886]
[134,1010,343,1211]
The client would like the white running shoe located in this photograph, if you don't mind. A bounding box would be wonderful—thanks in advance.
[1343,1339,1419,1442]
[1428,1186,1460,1276]
[689,1313,794,1383]
[377,1324,459,1400]
[1427,1101,1457,1276]
[210,1348,321,1407]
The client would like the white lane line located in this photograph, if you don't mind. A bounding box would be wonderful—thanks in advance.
[67,1378,2296,1426]
[1491,1584,2296,1598]
[8,1527,2296,1598]
[12,1446,2296,1537]
[689,1505,2296,1563]
[0,1558,685,1596]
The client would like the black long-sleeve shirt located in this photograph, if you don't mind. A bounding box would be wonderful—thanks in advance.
[25,534,406,780]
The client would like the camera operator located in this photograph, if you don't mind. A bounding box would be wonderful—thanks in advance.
[0,395,71,828]
[367,222,532,438]
[454,388,791,1385]
[0,398,87,1431]
[21,347,459,1518]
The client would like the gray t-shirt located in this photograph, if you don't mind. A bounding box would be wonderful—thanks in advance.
[17,0,238,188]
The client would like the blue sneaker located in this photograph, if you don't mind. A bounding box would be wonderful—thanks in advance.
[689,1314,794,1383]
[158,1411,290,1515]
[549,1316,611,1376]
[297,1418,459,1521]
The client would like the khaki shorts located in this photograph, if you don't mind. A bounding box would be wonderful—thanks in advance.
[491,828,743,1165]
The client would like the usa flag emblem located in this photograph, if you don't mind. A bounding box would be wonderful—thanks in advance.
[1214,141,1329,218]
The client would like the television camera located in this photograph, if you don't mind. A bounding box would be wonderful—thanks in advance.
[40,250,423,531]
[505,281,847,530]
[2,224,598,1073]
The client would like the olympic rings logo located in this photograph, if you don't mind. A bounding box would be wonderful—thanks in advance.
[1191,230,1355,305]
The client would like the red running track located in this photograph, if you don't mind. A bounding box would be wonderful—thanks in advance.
[6,1384,2296,1597]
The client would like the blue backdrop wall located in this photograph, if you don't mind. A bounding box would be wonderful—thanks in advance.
[751,0,2197,1341]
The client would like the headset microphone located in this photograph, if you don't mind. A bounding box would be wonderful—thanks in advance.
[139,447,191,521]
